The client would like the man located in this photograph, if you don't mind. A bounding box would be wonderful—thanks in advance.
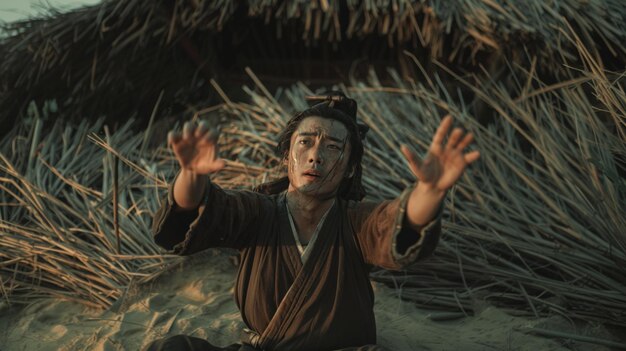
[149,93,480,350]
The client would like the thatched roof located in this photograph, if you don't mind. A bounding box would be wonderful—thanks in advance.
[1,0,625,127]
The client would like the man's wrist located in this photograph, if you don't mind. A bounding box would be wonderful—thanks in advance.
[173,169,207,210]
[180,167,199,180]
[406,182,446,227]
[415,182,446,200]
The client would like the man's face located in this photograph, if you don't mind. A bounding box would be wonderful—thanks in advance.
[286,116,352,199]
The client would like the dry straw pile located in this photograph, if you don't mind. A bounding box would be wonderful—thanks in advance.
[0,114,183,308]
[2,40,624,335]
[0,1,625,347]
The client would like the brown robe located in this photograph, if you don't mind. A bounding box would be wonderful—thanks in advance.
[151,176,441,351]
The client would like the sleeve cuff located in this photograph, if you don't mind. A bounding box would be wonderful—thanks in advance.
[390,186,443,267]
[165,171,210,211]
[152,171,212,254]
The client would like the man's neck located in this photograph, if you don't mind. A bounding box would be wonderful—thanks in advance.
[286,190,335,228]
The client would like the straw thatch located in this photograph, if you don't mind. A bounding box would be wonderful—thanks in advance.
[2,29,624,336]
[0,114,183,308]
[1,4,625,349]
[1,0,625,128]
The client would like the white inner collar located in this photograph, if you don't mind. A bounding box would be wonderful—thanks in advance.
[285,196,335,264]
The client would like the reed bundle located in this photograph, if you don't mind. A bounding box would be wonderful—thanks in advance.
[1,23,624,332]
[0,114,183,308]
[1,0,625,127]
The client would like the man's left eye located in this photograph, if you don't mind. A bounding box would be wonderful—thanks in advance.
[328,145,341,150]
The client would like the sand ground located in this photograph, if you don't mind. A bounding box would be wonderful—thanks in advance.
[0,250,622,351]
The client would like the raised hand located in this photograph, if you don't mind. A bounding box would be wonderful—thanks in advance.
[401,115,480,192]
[168,121,225,175]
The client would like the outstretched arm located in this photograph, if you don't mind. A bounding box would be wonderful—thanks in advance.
[351,115,480,269]
[401,115,480,228]
[153,120,269,254]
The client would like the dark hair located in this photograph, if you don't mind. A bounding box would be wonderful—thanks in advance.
[254,92,369,201]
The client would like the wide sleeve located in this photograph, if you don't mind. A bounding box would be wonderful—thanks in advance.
[151,173,272,255]
[350,186,442,270]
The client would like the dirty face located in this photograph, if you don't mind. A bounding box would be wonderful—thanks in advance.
[286,116,352,199]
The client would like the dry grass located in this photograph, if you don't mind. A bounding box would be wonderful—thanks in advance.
[359,42,626,326]
[0,116,182,309]
[1,28,624,333]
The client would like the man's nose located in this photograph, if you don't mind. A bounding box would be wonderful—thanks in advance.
[308,145,323,164]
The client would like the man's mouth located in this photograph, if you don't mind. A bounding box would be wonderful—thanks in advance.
[302,170,322,180]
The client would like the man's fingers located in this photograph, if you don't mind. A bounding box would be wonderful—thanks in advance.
[202,128,220,144]
[168,131,182,145]
[194,121,209,138]
[464,150,481,164]
[203,138,225,173]
[445,128,464,151]
[183,121,194,140]
[456,132,474,151]
[432,115,453,150]
[401,144,424,179]
[401,144,421,168]
[196,128,219,148]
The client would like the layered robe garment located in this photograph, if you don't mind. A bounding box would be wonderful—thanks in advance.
[151,176,441,351]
